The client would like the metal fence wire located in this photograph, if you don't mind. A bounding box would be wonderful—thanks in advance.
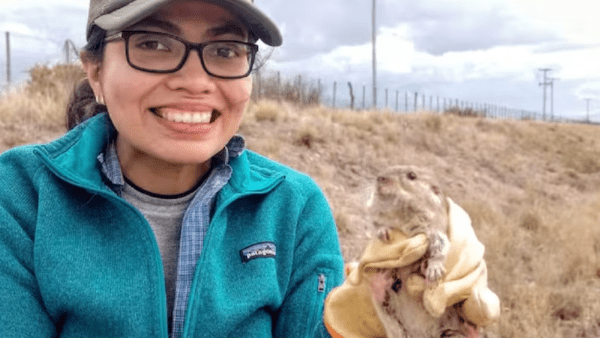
[251,70,595,125]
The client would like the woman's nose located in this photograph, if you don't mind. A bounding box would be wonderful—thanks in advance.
[165,50,217,94]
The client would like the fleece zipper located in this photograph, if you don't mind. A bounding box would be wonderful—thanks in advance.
[307,270,333,337]
[180,175,285,337]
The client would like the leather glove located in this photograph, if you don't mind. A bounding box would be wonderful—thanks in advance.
[323,198,500,338]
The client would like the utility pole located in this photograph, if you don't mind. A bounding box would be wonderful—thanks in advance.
[538,68,552,120]
[372,0,377,109]
[5,31,10,88]
[548,77,559,121]
[586,98,591,123]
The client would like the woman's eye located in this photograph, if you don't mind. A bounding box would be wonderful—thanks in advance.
[215,47,237,58]
[208,43,247,59]
[137,40,170,51]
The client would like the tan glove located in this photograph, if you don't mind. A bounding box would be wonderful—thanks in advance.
[413,198,500,326]
[323,198,500,338]
[324,231,429,338]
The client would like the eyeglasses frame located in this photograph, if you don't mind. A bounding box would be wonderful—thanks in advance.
[104,30,259,79]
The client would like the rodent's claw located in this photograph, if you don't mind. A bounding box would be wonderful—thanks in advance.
[377,227,392,242]
[425,262,445,285]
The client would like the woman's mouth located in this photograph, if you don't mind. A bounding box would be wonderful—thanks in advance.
[150,107,222,124]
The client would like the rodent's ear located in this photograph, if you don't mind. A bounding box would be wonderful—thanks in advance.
[377,176,391,184]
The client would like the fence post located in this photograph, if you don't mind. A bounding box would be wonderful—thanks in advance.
[405,91,408,112]
[333,81,337,108]
[422,94,425,110]
[277,72,281,101]
[348,82,355,110]
[362,85,366,109]
[298,75,303,104]
[395,90,399,112]
[317,78,321,105]
[414,92,418,112]
[385,89,388,108]
[5,31,10,88]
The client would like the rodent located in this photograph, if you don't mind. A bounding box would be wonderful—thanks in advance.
[366,165,479,337]
[367,165,450,284]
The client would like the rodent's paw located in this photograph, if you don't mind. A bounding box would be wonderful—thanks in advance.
[370,271,393,304]
[425,260,446,285]
[377,227,392,242]
[428,232,449,256]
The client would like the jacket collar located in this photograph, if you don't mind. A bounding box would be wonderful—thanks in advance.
[35,113,283,196]
[36,113,116,194]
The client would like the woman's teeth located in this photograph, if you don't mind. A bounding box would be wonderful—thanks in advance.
[153,108,216,124]
[166,111,212,123]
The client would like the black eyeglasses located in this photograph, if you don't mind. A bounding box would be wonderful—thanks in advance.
[104,30,259,79]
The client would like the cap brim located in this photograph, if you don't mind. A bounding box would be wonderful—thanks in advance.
[92,0,282,46]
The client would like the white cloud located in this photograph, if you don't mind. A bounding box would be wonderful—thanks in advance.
[507,0,600,43]
[2,0,598,120]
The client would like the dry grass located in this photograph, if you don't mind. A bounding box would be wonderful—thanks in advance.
[4,64,600,337]
[0,63,84,151]
[242,101,600,338]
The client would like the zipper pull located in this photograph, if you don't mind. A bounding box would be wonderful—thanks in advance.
[318,274,326,293]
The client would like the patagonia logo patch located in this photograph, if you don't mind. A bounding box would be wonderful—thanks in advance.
[240,242,276,263]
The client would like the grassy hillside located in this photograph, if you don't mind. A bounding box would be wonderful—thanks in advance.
[2,64,600,338]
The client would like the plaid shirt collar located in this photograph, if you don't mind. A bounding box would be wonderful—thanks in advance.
[97,135,245,196]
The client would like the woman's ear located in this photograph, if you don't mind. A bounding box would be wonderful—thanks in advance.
[81,52,104,103]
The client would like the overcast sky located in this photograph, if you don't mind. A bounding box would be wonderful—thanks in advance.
[1,0,599,121]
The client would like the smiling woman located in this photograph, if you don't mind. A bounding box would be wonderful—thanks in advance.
[0,1,344,338]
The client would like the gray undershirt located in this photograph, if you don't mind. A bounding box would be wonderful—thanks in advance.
[122,181,199,330]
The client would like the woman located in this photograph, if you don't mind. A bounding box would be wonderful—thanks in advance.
[0,0,344,337]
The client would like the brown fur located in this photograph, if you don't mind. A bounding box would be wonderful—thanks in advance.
[368,165,450,283]
[368,165,478,337]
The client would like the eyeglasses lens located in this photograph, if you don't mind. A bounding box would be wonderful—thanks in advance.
[126,32,255,78]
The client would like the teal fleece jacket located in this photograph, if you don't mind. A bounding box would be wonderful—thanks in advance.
[0,114,344,337]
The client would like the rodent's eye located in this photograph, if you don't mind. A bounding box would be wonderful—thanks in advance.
[407,172,417,180]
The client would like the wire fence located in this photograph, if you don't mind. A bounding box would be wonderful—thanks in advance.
[1,31,598,126]
[0,31,79,93]
[252,70,600,125]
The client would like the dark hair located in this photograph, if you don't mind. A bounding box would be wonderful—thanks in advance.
[65,27,107,130]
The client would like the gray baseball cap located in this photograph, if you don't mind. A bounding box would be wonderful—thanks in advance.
[87,0,282,46]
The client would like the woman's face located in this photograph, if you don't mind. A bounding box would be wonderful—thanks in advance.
[85,0,252,166]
